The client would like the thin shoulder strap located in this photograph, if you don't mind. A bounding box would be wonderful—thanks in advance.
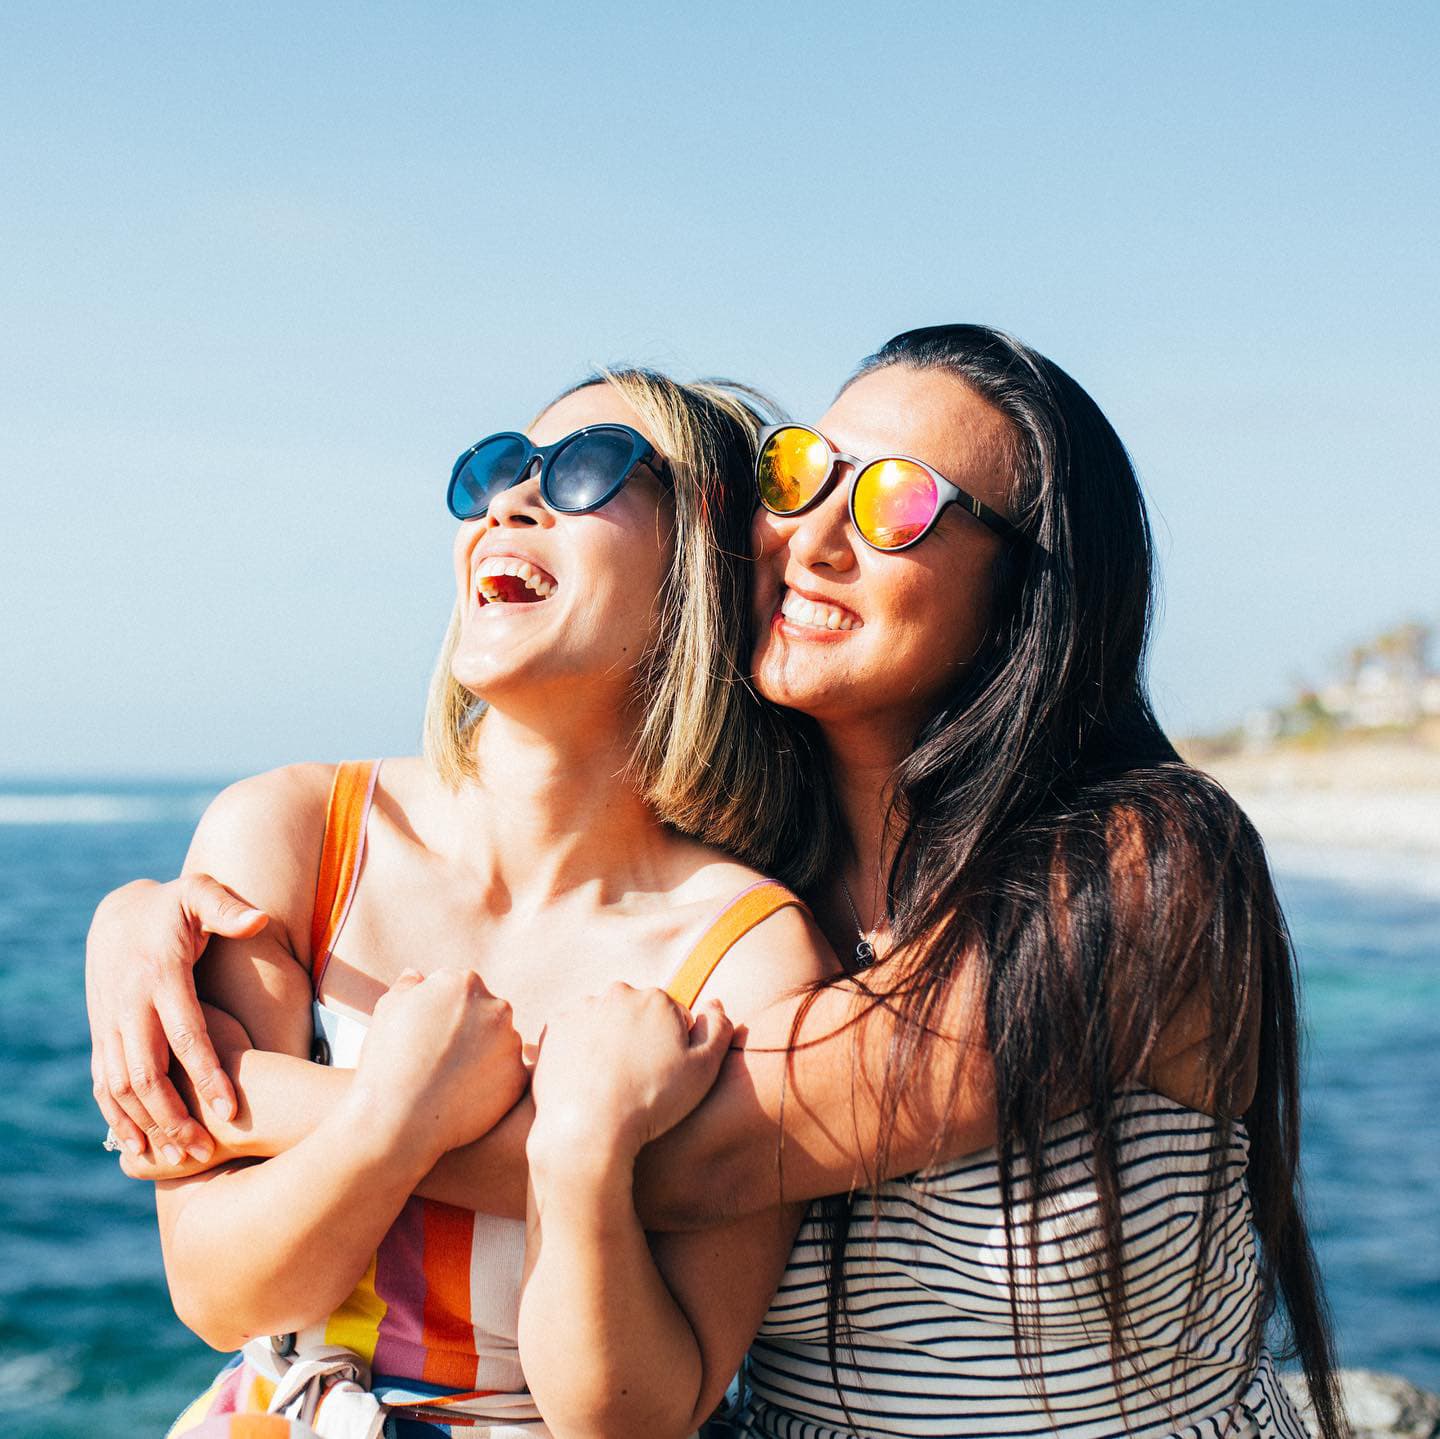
[309,760,381,991]
[664,879,807,1010]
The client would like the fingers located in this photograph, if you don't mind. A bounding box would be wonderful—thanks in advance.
[390,968,424,991]
[154,974,237,1123]
[181,873,268,939]
[92,1041,146,1157]
[120,1147,213,1182]
[116,1012,214,1164]
[686,998,735,1059]
[101,1028,168,1156]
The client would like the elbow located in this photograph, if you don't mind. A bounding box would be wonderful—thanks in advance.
[170,1281,254,1354]
[167,1266,337,1354]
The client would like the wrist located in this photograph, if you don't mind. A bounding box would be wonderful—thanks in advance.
[529,1088,649,1158]
[339,1082,447,1174]
[527,1113,638,1198]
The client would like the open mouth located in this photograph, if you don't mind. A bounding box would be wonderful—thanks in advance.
[475,555,557,606]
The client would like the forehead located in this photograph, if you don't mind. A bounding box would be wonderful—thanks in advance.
[818,366,1014,507]
[530,382,659,452]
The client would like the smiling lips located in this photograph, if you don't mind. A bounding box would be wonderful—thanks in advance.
[779,589,862,632]
[475,555,557,605]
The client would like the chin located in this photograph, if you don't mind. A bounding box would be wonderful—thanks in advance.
[752,659,828,717]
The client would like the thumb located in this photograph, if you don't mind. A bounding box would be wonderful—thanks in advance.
[184,874,269,939]
[687,998,734,1062]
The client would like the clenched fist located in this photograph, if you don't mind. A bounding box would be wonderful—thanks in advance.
[530,983,734,1161]
[355,968,528,1159]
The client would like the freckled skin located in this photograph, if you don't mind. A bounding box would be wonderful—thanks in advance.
[751,367,1015,736]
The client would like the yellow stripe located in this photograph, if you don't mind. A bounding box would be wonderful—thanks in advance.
[324,1251,388,1362]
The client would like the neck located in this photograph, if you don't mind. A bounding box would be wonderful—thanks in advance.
[821,713,917,931]
[443,700,670,911]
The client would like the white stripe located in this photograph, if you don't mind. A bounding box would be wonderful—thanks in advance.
[740,1092,1309,1439]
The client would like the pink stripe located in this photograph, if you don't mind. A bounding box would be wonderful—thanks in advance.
[372,1196,429,1377]
[312,759,381,996]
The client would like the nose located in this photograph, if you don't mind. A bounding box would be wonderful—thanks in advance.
[775,474,858,575]
[485,465,551,530]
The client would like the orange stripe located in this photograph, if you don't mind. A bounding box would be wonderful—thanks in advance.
[400,1389,503,1409]
[308,761,377,979]
[664,880,806,1009]
[222,1417,296,1439]
[418,1200,479,1390]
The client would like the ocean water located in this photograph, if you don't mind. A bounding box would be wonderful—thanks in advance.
[0,781,1436,1437]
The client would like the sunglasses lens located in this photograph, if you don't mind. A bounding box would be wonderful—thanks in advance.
[852,459,938,549]
[449,435,530,520]
[546,428,637,512]
[758,427,831,513]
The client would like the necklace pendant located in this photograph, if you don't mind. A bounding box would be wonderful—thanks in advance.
[854,938,876,968]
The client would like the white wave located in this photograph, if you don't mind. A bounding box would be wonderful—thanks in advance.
[0,1349,81,1413]
[0,791,215,825]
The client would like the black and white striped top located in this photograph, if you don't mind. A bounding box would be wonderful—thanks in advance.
[741,1092,1309,1439]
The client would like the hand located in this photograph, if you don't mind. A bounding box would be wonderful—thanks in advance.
[117,1005,257,1181]
[87,875,268,1162]
[354,969,528,1159]
[530,984,733,1160]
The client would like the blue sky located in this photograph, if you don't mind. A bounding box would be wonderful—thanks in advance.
[3,1,1436,776]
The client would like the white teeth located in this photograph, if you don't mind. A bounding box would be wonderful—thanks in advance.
[475,555,557,602]
[781,590,859,632]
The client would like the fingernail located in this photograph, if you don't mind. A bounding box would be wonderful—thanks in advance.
[162,1144,183,1165]
[124,1137,145,1157]
[209,1094,236,1121]
[187,1142,213,1163]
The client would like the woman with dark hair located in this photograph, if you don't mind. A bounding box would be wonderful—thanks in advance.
[88,327,1342,1439]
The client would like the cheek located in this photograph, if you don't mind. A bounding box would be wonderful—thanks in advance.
[452,524,479,597]
[749,512,789,615]
[854,551,996,687]
[752,508,786,559]
[886,560,996,684]
[589,537,671,654]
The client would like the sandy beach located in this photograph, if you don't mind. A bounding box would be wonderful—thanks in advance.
[1188,739,1440,861]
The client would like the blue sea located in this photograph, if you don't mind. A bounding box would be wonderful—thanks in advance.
[0,780,1436,1437]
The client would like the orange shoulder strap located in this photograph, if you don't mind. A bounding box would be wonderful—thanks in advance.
[308,760,380,988]
[664,879,807,1010]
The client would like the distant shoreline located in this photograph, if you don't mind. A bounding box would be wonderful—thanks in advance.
[1185,738,1440,857]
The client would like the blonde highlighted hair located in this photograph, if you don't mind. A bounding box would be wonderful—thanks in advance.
[422,367,838,889]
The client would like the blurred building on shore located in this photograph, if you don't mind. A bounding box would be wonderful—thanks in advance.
[1238,621,1440,753]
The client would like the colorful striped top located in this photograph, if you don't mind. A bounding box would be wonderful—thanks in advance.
[296,760,804,1425]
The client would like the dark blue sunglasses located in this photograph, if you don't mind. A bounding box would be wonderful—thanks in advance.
[447,424,667,522]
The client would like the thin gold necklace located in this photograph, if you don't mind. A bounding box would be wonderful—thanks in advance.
[838,873,877,969]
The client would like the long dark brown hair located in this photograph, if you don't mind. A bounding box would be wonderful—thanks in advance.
[807,325,1343,1438]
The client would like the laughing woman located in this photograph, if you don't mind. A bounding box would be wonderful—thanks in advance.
[97,369,838,1437]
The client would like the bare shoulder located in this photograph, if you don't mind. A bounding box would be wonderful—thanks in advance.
[665,841,771,900]
[184,763,337,965]
[367,754,432,803]
[696,888,837,1027]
